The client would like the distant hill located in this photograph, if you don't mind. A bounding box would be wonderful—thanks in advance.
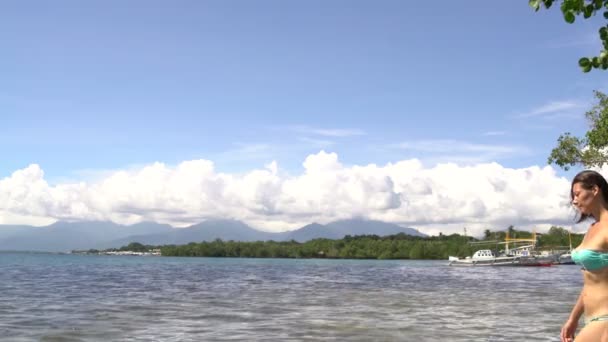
[0,221,173,252]
[284,219,425,242]
[284,223,335,242]
[0,219,424,252]
[0,225,38,241]
[327,219,424,237]
[108,219,286,247]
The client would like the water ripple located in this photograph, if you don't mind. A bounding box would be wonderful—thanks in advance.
[0,253,581,341]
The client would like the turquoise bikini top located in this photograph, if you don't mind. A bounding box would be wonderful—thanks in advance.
[572,249,608,271]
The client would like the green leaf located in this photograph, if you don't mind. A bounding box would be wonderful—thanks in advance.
[604,10,608,19]
[548,132,584,170]
[583,64,593,72]
[595,0,604,10]
[565,11,576,23]
[584,7,593,18]
[593,57,601,67]
[543,0,554,9]
[601,27,608,40]
[580,57,591,67]
[529,0,541,10]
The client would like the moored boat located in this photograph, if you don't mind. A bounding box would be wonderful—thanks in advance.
[557,252,575,265]
[503,245,555,266]
[517,256,554,266]
[448,249,519,266]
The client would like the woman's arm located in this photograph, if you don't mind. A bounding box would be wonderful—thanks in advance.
[568,289,585,322]
[561,289,584,342]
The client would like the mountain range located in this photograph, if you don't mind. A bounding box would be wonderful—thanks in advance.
[0,219,425,252]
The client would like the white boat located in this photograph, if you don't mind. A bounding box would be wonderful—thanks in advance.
[503,244,555,266]
[558,252,574,265]
[448,249,519,267]
[557,232,575,265]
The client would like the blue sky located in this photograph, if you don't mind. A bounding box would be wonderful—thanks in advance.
[0,1,606,233]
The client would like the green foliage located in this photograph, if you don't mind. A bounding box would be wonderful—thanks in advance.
[160,234,474,260]
[477,226,582,251]
[483,229,492,239]
[158,226,581,259]
[548,91,608,170]
[120,242,148,252]
[540,226,583,247]
[77,227,582,258]
[530,0,608,72]
[547,133,585,171]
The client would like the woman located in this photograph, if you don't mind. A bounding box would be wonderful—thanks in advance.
[562,170,608,342]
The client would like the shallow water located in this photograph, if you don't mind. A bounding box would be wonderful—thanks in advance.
[0,252,582,341]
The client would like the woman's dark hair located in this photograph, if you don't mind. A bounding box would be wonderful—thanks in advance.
[571,170,608,222]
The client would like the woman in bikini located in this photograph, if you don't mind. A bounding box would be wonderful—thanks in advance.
[561,170,608,342]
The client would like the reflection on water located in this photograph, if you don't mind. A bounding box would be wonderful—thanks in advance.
[0,253,581,341]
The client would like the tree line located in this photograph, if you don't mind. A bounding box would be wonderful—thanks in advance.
[156,226,582,260]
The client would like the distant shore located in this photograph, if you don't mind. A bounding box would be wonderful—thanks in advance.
[72,250,161,256]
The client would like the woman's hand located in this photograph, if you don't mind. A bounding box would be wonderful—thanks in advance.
[561,319,578,342]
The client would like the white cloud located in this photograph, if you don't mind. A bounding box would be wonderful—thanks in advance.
[217,143,274,161]
[395,140,517,154]
[0,152,576,236]
[517,100,584,119]
[482,131,506,136]
[297,137,335,148]
[288,125,366,137]
[310,128,366,137]
[392,140,528,165]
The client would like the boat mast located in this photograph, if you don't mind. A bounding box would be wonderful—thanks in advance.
[503,229,537,256]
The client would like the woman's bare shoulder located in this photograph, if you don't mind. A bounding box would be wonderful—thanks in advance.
[580,221,608,248]
[597,221,608,248]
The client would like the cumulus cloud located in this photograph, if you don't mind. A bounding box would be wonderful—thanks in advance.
[0,151,576,236]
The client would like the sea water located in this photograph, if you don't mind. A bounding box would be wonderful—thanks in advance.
[0,252,581,341]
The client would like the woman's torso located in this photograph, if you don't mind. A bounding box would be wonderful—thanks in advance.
[577,222,608,317]
[582,268,608,317]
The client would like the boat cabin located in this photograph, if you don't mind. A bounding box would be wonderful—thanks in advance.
[472,250,495,259]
